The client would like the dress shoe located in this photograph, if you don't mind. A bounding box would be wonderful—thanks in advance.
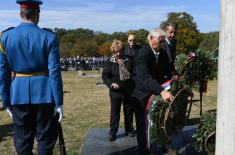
[125,131,135,137]
[108,134,116,142]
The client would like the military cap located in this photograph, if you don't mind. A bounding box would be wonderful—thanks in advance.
[16,0,43,5]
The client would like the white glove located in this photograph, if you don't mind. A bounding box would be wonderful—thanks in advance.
[6,107,12,118]
[54,106,63,123]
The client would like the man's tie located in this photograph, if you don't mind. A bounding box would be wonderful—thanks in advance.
[168,41,173,51]
[154,52,159,66]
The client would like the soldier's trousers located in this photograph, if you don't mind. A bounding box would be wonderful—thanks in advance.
[109,96,134,136]
[12,104,58,155]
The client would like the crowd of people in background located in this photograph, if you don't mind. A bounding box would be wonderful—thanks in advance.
[60,56,107,71]
[0,0,180,154]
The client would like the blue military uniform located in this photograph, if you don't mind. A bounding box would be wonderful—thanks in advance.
[0,0,63,154]
[0,23,63,107]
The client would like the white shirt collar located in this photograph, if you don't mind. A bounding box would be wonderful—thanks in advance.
[151,47,160,55]
[165,38,171,44]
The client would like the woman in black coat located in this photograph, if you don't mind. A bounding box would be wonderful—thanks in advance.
[102,39,134,141]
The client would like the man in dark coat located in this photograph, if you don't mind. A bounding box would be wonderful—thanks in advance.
[162,22,178,68]
[122,34,142,137]
[132,28,174,154]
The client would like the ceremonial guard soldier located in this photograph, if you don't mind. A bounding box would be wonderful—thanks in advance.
[0,0,63,154]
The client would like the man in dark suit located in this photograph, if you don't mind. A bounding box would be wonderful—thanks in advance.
[132,28,174,155]
[162,22,178,67]
[123,34,142,137]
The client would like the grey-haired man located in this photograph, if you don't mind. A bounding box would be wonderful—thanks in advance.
[132,28,174,154]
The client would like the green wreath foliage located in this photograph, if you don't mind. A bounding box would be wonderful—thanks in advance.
[192,110,216,153]
[149,83,192,144]
[175,49,218,88]
[149,49,218,148]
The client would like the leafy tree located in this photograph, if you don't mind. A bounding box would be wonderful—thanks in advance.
[94,32,112,45]
[74,28,94,40]
[111,32,127,42]
[128,29,149,45]
[60,33,78,44]
[60,42,73,57]
[199,31,219,51]
[71,39,98,57]
[54,28,67,40]
[160,12,202,54]
[59,28,94,44]
[97,41,112,56]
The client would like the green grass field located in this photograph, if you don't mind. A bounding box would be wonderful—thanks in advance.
[0,71,217,154]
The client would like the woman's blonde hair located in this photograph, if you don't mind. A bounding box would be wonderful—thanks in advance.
[110,39,124,52]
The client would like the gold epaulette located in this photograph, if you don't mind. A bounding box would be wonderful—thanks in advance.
[0,27,14,54]
[0,32,5,54]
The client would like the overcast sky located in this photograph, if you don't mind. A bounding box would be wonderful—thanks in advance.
[0,0,220,33]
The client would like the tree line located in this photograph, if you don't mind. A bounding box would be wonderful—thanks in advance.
[53,12,219,57]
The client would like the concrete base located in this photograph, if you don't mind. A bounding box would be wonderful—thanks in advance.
[81,128,138,155]
[81,126,206,155]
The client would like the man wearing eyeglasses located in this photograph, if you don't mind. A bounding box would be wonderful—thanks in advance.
[132,28,174,155]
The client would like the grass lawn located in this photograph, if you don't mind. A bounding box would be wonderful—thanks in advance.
[0,71,217,154]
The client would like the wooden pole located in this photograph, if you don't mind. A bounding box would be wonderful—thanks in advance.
[216,0,235,154]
